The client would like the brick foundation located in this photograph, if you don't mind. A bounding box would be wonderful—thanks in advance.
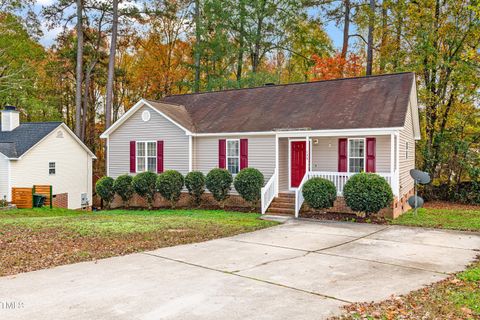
[52,193,68,209]
[103,188,415,219]
[301,188,415,219]
[109,192,257,212]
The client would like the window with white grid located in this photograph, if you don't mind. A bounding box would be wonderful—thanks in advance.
[136,141,157,172]
[348,138,365,173]
[226,139,240,175]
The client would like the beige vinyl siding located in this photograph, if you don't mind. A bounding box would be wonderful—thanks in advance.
[278,138,289,191]
[193,135,276,189]
[399,103,415,196]
[0,155,9,200]
[277,136,392,191]
[10,126,93,209]
[311,135,391,173]
[108,105,189,178]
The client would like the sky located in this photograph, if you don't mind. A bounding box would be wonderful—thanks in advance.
[33,0,346,49]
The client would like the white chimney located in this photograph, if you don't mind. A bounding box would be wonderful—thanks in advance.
[1,106,20,131]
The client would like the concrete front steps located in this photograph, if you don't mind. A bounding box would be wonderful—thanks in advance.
[266,192,295,216]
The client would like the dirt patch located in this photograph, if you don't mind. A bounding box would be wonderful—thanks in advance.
[424,200,480,211]
[300,211,389,224]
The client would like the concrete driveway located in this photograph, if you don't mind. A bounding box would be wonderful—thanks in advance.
[1,220,479,320]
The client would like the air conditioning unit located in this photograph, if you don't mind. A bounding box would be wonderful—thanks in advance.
[81,193,89,207]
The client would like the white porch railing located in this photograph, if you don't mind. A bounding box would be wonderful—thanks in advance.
[308,171,392,196]
[294,171,396,217]
[261,169,277,214]
[294,172,309,217]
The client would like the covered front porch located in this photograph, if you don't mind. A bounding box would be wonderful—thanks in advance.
[261,130,400,216]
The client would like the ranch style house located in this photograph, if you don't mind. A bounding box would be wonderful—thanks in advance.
[100,72,420,218]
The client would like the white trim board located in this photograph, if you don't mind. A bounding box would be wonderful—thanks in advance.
[194,127,403,138]
[100,99,192,138]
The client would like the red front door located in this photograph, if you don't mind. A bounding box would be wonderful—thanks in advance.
[291,141,306,188]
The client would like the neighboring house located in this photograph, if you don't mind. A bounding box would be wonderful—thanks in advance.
[101,73,420,217]
[0,106,96,209]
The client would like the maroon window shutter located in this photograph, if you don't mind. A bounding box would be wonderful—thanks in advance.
[157,141,164,173]
[366,137,376,172]
[240,139,248,170]
[338,138,347,172]
[218,139,226,169]
[129,141,136,173]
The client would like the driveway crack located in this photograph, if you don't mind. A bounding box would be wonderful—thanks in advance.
[230,251,311,274]
[141,252,352,304]
[314,226,391,253]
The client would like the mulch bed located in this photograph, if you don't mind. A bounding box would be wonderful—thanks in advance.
[300,211,389,224]
[424,200,480,211]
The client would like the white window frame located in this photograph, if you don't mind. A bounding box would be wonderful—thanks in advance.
[347,138,366,173]
[226,139,240,175]
[136,141,157,173]
[48,162,56,175]
[405,141,409,160]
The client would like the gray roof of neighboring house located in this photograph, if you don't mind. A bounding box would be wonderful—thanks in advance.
[0,122,62,158]
[158,72,415,133]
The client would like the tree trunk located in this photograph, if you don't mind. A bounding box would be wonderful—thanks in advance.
[379,2,387,73]
[341,0,350,59]
[193,0,201,92]
[81,63,95,142]
[75,0,84,137]
[252,0,267,73]
[366,0,375,75]
[236,0,246,82]
[105,0,118,130]
[105,0,119,172]
[392,0,404,69]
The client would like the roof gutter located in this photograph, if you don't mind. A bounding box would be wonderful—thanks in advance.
[191,127,404,137]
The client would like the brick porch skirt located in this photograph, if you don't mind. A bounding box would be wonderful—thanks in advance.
[109,192,256,211]
[106,188,415,219]
[301,188,415,219]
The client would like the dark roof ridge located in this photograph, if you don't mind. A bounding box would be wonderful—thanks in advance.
[18,121,63,124]
[163,72,414,99]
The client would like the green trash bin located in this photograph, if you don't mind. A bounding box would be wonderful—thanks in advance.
[33,194,46,207]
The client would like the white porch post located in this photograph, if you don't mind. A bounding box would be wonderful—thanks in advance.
[305,135,310,175]
[390,133,398,197]
[395,132,400,197]
[275,134,279,196]
[188,135,193,172]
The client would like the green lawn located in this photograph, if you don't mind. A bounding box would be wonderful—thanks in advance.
[391,207,480,231]
[0,208,277,276]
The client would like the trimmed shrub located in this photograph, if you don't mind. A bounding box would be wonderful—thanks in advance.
[113,174,134,208]
[302,178,337,211]
[156,170,184,208]
[343,172,393,215]
[206,168,233,208]
[96,176,115,209]
[132,171,157,209]
[234,168,264,208]
[185,171,206,206]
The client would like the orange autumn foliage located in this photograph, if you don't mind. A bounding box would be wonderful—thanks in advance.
[311,53,363,80]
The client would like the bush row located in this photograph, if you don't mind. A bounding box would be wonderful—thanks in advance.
[96,168,264,210]
[302,172,393,216]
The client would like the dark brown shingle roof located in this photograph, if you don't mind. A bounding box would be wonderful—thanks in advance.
[157,72,414,133]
